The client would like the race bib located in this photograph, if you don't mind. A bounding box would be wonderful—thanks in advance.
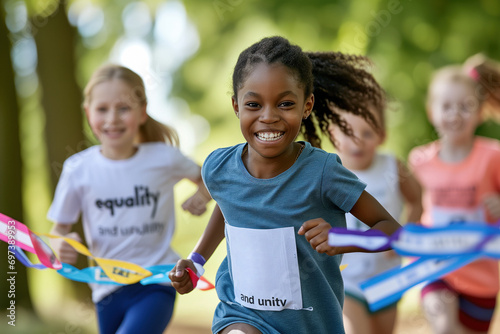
[431,206,486,227]
[226,224,303,311]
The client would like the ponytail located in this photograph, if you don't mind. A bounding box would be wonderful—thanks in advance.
[138,116,179,147]
[464,53,500,121]
[304,52,386,149]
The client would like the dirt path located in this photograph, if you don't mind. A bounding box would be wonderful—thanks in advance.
[166,308,500,334]
[165,313,432,334]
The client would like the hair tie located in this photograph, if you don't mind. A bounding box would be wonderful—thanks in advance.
[468,67,480,82]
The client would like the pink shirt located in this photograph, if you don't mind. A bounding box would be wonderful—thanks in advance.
[409,137,500,297]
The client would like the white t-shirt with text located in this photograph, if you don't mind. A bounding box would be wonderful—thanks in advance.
[48,142,200,302]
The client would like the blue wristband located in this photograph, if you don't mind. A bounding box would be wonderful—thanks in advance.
[188,252,206,266]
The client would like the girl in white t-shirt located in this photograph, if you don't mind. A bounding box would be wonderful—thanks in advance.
[306,52,423,334]
[47,64,211,334]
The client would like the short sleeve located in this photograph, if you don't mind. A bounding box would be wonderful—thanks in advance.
[169,147,201,181]
[407,147,422,173]
[492,147,500,192]
[47,161,82,224]
[201,149,217,187]
[322,154,366,212]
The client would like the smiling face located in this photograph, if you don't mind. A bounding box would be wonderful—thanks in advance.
[428,79,482,145]
[328,110,385,170]
[85,79,147,159]
[232,63,313,162]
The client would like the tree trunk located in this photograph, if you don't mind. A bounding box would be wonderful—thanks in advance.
[33,0,90,300]
[34,0,88,186]
[0,4,34,311]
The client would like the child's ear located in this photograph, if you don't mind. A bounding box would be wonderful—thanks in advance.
[425,104,434,124]
[477,104,486,123]
[303,93,314,119]
[232,96,239,119]
[140,104,148,124]
[379,130,387,144]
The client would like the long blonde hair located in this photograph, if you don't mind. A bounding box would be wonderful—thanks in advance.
[83,64,179,146]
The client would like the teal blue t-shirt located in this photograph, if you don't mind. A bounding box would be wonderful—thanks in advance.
[203,142,366,334]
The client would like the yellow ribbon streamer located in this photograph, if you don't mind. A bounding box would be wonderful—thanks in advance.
[33,230,347,283]
[36,232,152,284]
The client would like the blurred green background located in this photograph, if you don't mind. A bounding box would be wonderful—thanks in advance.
[1,0,500,333]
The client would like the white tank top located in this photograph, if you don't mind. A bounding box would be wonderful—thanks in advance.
[341,153,404,298]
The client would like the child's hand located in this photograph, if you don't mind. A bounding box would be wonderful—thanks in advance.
[168,259,198,294]
[298,218,339,256]
[483,194,500,219]
[384,249,399,259]
[182,188,211,216]
[51,232,81,264]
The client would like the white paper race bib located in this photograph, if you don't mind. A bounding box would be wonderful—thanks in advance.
[431,206,486,227]
[226,224,303,311]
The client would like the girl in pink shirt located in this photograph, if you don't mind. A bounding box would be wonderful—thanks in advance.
[409,54,500,334]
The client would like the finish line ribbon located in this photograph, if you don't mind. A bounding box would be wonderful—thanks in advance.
[1,213,214,289]
[14,245,213,289]
[328,228,397,251]
[329,223,500,311]
[360,254,480,311]
[391,224,500,258]
[1,213,150,284]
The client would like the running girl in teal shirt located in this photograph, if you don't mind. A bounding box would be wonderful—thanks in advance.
[170,36,402,334]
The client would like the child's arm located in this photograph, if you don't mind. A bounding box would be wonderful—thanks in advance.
[181,174,212,216]
[299,191,401,256]
[49,223,81,264]
[397,159,423,223]
[169,203,225,294]
[483,194,500,220]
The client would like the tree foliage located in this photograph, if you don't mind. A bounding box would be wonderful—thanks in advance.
[1,0,499,331]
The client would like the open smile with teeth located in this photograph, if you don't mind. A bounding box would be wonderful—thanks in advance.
[256,132,284,141]
[104,128,125,137]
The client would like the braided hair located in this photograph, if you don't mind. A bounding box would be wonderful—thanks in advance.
[304,52,386,148]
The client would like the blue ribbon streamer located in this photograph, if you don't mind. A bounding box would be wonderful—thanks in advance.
[360,254,480,311]
[329,223,500,312]
[13,246,175,285]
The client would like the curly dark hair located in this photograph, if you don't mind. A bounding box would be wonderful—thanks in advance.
[303,52,386,148]
[232,36,314,99]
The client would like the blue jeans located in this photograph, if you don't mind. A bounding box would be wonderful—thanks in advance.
[96,283,176,334]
